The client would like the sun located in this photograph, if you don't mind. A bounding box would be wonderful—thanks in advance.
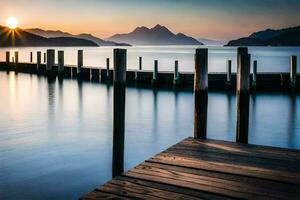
[6,17,18,29]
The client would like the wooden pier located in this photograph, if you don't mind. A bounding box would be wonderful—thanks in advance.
[81,137,300,200]
[80,47,300,199]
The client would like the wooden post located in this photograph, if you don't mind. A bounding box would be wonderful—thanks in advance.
[153,60,158,81]
[226,60,232,85]
[135,57,142,80]
[30,52,33,63]
[236,47,250,144]
[290,56,297,88]
[106,58,110,78]
[14,51,19,64]
[77,50,83,74]
[112,49,127,177]
[6,51,10,64]
[58,50,64,75]
[139,57,142,70]
[37,51,41,71]
[46,49,55,72]
[253,60,257,87]
[194,48,208,139]
[44,53,46,63]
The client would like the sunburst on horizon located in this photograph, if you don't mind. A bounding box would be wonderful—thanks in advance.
[6,17,18,29]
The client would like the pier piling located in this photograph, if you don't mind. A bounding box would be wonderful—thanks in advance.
[139,57,142,70]
[37,51,41,72]
[30,52,33,63]
[58,50,64,76]
[236,47,250,144]
[174,60,180,85]
[106,58,110,79]
[77,50,83,75]
[226,60,232,86]
[290,56,297,89]
[46,49,55,73]
[194,48,208,139]
[44,53,46,63]
[14,51,19,64]
[112,49,127,177]
[153,60,158,83]
[253,60,257,87]
[6,51,10,64]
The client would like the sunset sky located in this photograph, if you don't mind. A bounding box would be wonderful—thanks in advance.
[0,0,299,42]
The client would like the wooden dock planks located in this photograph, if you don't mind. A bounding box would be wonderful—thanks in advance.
[81,137,300,199]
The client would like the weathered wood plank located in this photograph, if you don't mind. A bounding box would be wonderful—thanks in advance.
[125,162,296,199]
[113,176,232,200]
[97,177,206,200]
[81,138,300,199]
[150,153,300,184]
[80,190,131,200]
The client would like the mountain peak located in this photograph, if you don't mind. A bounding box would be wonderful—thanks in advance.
[109,24,202,46]
[152,24,169,31]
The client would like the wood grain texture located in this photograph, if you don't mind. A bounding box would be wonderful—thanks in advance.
[81,138,300,200]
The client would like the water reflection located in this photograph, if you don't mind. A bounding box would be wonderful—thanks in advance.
[0,72,299,200]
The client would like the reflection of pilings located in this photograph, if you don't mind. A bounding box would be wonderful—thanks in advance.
[287,94,296,148]
[225,92,233,135]
[77,79,83,118]
[153,88,158,135]
[47,77,56,125]
[112,49,127,178]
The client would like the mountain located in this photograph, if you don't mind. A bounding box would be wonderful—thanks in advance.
[226,26,300,46]
[0,25,98,47]
[108,24,203,45]
[26,28,130,46]
[197,38,224,46]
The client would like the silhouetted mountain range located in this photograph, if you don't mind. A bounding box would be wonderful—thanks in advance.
[227,26,300,46]
[0,25,98,47]
[26,28,130,46]
[108,24,203,45]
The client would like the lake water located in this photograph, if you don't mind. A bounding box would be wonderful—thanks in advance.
[0,46,300,72]
[0,46,300,200]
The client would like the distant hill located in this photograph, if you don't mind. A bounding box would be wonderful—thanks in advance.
[0,25,98,47]
[197,38,224,46]
[108,24,203,46]
[26,28,130,46]
[227,26,300,46]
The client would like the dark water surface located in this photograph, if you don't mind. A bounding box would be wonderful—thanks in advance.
[0,72,299,200]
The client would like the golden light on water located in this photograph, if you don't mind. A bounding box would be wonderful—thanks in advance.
[6,17,18,29]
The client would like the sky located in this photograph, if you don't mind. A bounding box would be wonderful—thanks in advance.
[0,0,299,42]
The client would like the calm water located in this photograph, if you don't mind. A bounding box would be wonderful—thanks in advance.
[1,46,300,72]
[0,71,299,199]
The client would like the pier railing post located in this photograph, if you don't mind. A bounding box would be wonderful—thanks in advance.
[236,47,250,144]
[46,49,55,74]
[253,60,257,87]
[139,57,142,71]
[290,56,297,89]
[135,57,142,80]
[112,49,127,177]
[106,58,110,79]
[44,53,46,63]
[194,48,208,139]
[174,60,180,85]
[30,52,33,63]
[37,51,41,71]
[14,51,19,64]
[6,51,10,64]
[226,60,232,86]
[58,50,64,76]
[153,60,158,82]
[77,50,83,75]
